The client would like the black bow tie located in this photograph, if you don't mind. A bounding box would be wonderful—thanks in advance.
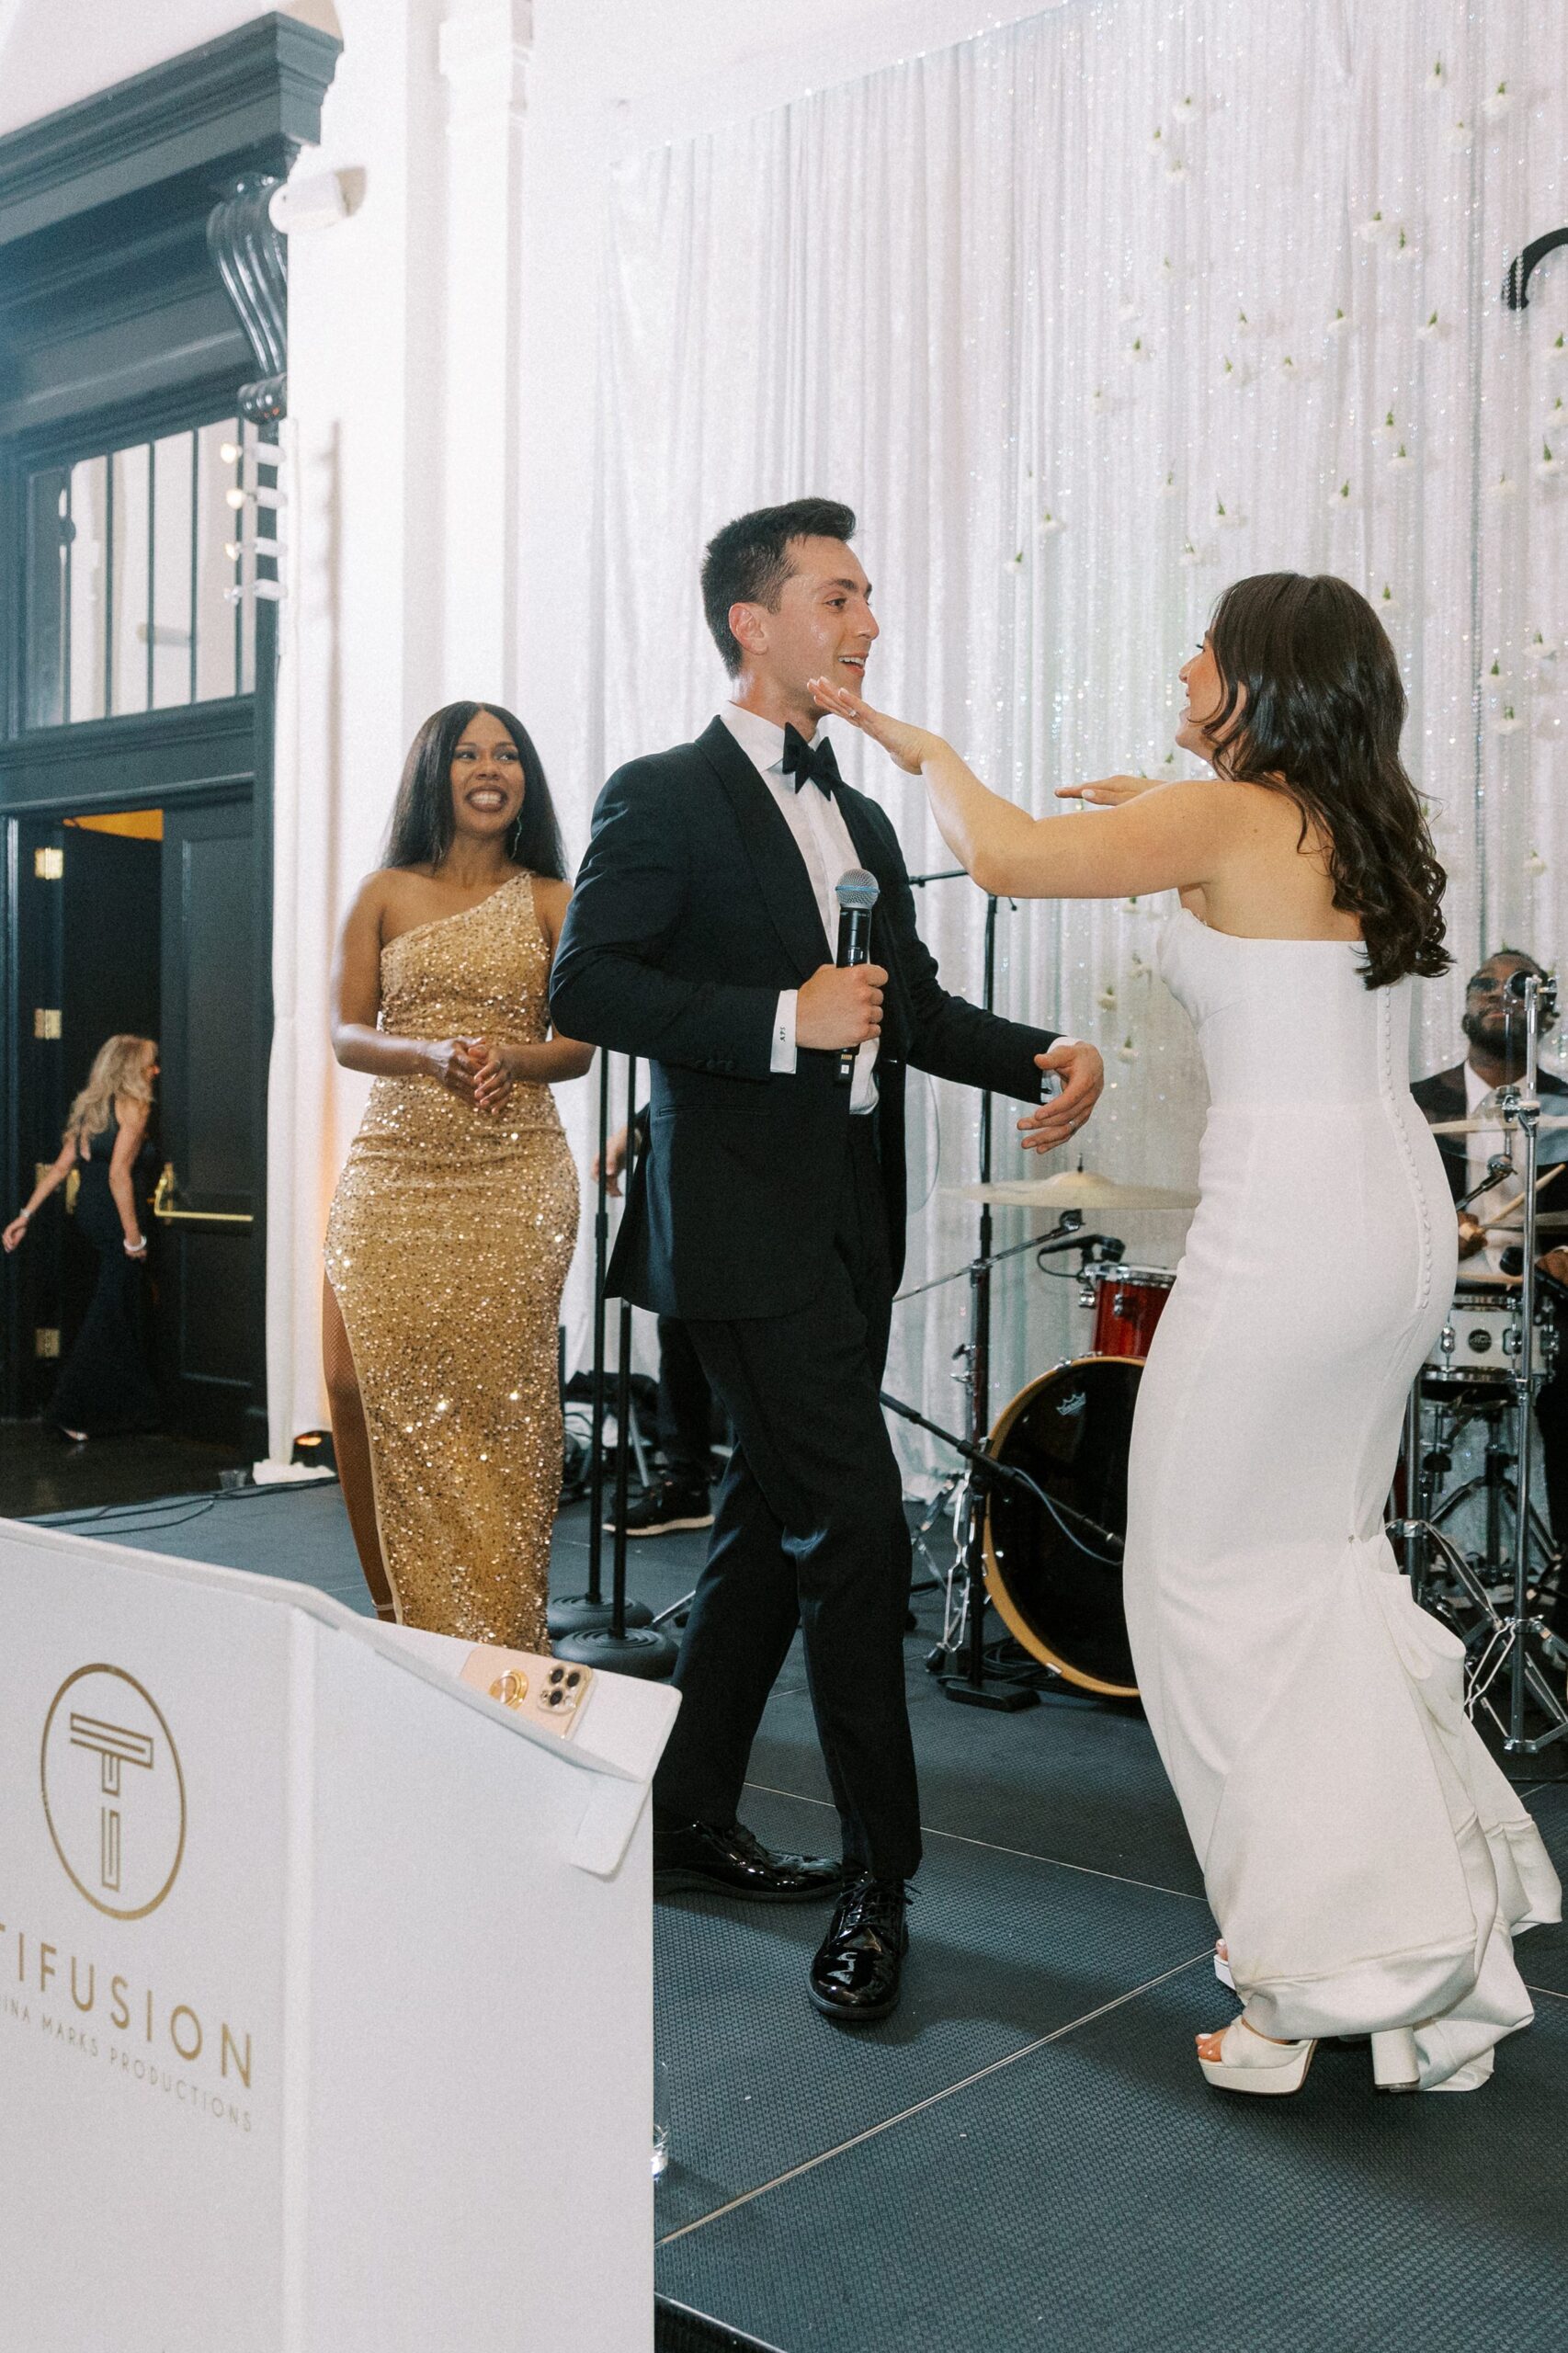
[781,724,843,798]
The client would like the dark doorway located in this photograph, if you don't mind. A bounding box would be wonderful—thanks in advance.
[10,788,260,1443]
[15,809,161,1418]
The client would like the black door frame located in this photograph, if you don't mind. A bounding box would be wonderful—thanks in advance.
[0,701,268,1437]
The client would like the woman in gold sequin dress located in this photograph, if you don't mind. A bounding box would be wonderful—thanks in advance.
[324,702,592,1647]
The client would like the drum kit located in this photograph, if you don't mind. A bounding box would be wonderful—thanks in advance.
[934,1168,1191,1701]
[905,971,1567,1752]
[884,1163,1196,1704]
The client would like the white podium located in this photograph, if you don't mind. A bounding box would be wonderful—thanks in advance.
[0,1518,679,2352]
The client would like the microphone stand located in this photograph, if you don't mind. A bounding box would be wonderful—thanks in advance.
[551,1051,672,1675]
[1494,975,1568,1751]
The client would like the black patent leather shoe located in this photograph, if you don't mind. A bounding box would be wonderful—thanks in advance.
[809,1875,910,2022]
[653,1817,843,1903]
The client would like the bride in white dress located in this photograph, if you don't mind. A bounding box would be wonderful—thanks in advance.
[812,571,1561,2096]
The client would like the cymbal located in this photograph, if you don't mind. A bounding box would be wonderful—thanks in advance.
[1426,1114,1568,1135]
[1483,1211,1568,1234]
[950,1168,1199,1213]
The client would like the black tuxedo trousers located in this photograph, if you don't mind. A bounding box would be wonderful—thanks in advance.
[654,1118,920,1877]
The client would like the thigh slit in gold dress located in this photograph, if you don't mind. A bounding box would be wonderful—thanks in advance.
[324,874,579,1648]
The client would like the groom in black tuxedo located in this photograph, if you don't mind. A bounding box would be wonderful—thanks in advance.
[551,499,1103,2020]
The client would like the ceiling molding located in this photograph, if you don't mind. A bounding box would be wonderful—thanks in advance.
[0,12,340,254]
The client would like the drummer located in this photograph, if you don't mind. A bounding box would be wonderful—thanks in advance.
[1413,947,1568,1620]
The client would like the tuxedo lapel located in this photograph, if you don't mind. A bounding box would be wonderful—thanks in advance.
[696,718,829,981]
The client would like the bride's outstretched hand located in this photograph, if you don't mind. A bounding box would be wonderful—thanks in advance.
[807,677,939,777]
[1055,776,1156,807]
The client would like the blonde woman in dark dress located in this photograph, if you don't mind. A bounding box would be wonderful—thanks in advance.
[324,702,593,1647]
[5,1033,161,1440]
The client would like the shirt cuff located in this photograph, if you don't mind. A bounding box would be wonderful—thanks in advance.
[770,991,799,1074]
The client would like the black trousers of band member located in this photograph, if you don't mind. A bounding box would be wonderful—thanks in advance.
[655,1315,720,1484]
[652,1117,922,1882]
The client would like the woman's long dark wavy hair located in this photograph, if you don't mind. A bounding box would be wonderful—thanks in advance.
[1202,574,1449,989]
[383,700,567,880]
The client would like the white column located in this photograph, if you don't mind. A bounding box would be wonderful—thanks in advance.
[437,0,534,703]
[265,0,449,1462]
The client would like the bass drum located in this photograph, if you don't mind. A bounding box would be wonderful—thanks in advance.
[983,1355,1142,1698]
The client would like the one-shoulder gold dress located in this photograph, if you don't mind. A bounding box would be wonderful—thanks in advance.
[324,875,579,1649]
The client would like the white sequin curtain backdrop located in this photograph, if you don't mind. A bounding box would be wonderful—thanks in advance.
[589,0,1568,1475]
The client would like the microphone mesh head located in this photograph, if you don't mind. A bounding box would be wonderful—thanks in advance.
[835,867,880,913]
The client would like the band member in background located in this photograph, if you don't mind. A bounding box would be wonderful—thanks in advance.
[1413,948,1568,1622]
[551,498,1103,2023]
[595,1115,724,1536]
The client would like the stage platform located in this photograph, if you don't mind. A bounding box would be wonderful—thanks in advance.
[27,1478,1568,2353]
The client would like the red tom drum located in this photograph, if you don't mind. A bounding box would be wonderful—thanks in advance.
[1082,1263,1176,1359]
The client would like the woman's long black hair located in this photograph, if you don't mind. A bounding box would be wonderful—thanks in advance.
[383,700,567,880]
[1203,574,1449,990]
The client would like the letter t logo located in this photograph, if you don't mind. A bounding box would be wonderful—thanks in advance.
[69,1714,155,1893]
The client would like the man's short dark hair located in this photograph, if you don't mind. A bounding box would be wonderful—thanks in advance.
[1468,946,1549,991]
[701,499,857,676]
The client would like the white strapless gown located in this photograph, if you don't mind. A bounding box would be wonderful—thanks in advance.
[1125,909,1561,2090]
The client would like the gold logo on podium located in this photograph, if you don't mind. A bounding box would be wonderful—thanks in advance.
[40,1667,187,1920]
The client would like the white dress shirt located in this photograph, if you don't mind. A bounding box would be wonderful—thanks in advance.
[717,703,880,1113]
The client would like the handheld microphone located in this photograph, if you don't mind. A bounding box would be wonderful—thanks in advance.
[834,868,881,1086]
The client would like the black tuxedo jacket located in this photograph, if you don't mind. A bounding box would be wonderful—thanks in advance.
[551,717,1060,1320]
[1412,1062,1568,1208]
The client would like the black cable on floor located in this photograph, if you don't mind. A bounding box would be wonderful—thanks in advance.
[36,1478,335,1535]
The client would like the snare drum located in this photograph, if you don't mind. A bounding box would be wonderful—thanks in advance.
[1079,1263,1176,1359]
[1423,1277,1556,1394]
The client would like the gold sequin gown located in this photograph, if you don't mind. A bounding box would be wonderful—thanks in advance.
[324,874,579,1648]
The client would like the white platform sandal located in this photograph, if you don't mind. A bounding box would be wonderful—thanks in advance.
[1198,2017,1317,2094]
[1199,2016,1423,2096]
[1210,1943,1425,2096]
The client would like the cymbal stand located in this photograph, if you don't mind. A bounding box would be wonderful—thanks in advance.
[937,892,1045,1708]
[902,875,1025,1702]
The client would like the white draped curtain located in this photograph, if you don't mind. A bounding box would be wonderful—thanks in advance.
[590,0,1568,1473]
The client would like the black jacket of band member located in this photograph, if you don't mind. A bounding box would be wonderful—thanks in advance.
[1412,1063,1568,1209]
[551,716,1060,1321]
